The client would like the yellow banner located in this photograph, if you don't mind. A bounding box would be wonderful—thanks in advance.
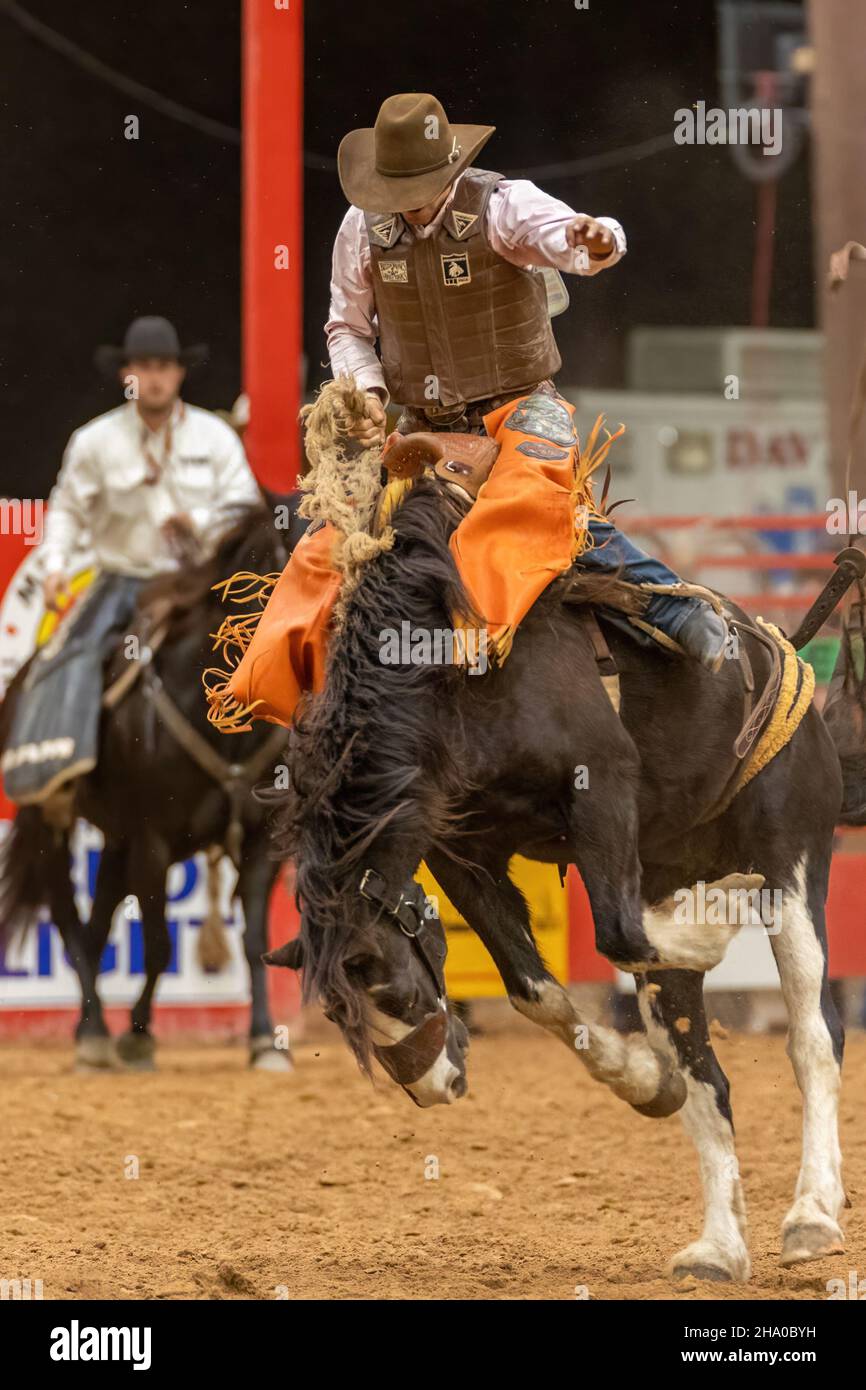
[418,857,568,999]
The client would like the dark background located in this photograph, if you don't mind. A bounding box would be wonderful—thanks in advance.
[1,0,812,499]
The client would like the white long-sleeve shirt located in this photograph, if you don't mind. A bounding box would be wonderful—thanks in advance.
[326,175,626,398]
[40,400,261,578]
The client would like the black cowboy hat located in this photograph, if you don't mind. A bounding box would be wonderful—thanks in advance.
[94,316,209,376]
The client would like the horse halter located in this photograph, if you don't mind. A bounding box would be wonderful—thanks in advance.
[358,868,452,1093]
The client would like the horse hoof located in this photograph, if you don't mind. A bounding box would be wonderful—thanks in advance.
[780,1221,845,1266]
[250,1038,293,1072]
[673,1262,733,1283]
[668,1239,750,1284]
[74,1036,117,1072]
[116,1031,157,1070]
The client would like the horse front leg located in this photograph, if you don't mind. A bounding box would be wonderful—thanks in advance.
[424,847,685,1118]
[236,850,292,1072]
[73,843,129,1071]
[46,830,111,1071]
[116,836,171,1071]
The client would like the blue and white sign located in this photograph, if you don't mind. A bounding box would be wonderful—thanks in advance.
[0,822,250,1008]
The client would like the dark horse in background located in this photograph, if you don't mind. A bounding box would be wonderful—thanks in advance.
[0,499,306,1071]
[267,473,865,1284]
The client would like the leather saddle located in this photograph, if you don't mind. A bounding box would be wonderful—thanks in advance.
[382,430,500,504]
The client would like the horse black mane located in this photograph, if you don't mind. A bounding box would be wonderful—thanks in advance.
[277,479,478,1068]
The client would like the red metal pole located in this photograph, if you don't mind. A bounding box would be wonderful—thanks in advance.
[242,0,303,490]
[242,1,304,1022]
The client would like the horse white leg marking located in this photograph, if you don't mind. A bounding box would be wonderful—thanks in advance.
[510,978,682,1112]
[770,856,846,1265]
[365,999,461,1108]
[637,872,765,973]
[638,985,751,1283]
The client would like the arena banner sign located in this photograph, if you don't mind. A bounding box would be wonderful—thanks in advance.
[0,821,251,1011]
[572,389,829,519]
[420,857,572,997]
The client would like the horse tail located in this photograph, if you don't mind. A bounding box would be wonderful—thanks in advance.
[196,845,232,973]
[0,805,59,950]
[823,612,866,824]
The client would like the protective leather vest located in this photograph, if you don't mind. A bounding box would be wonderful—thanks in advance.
[364,168,561,410]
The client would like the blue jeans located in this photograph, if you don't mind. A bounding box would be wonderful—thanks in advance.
[580,518,701,640]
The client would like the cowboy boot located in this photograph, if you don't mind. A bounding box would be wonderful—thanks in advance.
[670,603,730,672]
[581,519,730,673]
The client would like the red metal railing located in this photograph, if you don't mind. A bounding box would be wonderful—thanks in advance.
[621,511,842,614]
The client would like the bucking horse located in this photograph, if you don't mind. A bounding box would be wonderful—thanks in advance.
[0,499,306,1070]
[259,384,866,1284]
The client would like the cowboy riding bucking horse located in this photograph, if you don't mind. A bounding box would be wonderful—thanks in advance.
[210,92,731,735]
[200,93,863,1283]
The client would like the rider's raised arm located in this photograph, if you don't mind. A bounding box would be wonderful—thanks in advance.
[325,206,388,402]
[487,177,626,277]
[40,427,99,576]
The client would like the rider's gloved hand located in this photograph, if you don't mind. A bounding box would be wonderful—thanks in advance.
[346,392,387,449]
[567,215,615,260]
[43,572,67,611]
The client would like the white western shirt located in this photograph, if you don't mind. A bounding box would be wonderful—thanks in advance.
[326,175,627,399]
[40,400,262,578]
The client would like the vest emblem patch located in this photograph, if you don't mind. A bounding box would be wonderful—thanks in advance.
[371,216,398,246]
[379,258,408,284]
[441,252,471,286]
[450,210,478,240]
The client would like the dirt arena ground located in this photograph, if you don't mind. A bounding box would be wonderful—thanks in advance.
[1,1015,864,1301]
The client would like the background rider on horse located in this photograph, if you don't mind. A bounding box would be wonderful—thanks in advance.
[2,315,261,808]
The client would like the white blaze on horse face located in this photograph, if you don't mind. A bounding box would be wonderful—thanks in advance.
[366,998,463,1107]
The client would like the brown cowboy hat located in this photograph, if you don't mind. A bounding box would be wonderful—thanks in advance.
[338,93,495,213]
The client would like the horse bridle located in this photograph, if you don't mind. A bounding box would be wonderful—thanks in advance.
[357,868,452,1094]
